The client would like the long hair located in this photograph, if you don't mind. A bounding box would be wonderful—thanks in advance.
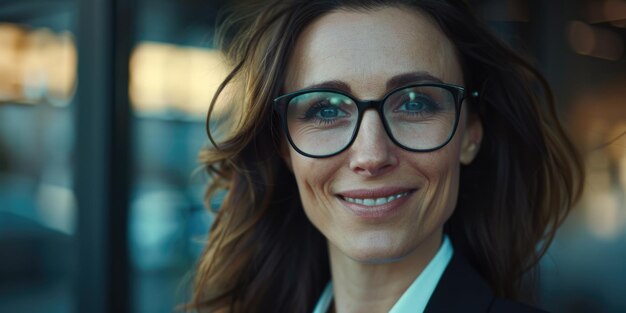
[191,1,584,312]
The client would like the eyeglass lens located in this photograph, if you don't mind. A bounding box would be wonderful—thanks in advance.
[285,86,457,156]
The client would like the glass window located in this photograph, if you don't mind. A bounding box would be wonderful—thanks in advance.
[0,3,78,313]
[129,1,228,312]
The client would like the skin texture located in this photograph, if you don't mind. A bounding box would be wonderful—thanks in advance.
[282,6,483,313]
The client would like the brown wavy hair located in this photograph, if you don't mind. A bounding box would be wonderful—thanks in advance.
[190,0,584,312]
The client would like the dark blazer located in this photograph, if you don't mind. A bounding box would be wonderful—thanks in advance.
[424,253,547,313]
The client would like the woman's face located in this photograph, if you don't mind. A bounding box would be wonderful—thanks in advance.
[282,6,482,263]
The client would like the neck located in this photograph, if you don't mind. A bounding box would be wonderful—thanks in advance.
[327,229,443,313]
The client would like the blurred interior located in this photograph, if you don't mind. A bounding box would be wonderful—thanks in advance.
[0,0,624,312]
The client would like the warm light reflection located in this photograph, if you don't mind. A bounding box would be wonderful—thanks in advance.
[0,24,24,100]
[617,140,626,189]
[0,23,76,106]
[587,0,626,23]
[567,20,624,60]
[604,0,626,22]
[585,191,620,239]
[130,42,230,117]
[569,81,626,240]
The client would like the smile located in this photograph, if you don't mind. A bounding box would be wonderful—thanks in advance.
[341,192,410,206]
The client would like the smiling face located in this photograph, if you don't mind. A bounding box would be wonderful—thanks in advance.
[282,6,482,263]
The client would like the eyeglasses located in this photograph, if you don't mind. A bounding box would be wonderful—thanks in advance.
[273,83,472,158]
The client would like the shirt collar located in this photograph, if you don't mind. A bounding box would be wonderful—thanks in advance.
[313,235,454,313]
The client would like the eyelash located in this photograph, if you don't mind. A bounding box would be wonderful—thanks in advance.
[395,94,440,114]
[299,102,343,125]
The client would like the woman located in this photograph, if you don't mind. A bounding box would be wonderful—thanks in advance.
[191,0,584,312]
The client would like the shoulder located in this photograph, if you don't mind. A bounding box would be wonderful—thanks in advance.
[425,252,548,313]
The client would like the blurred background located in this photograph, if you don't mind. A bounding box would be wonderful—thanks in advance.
[0,0,624,312]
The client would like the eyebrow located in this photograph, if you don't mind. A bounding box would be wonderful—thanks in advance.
[386,71,444,90]
[305,80,352,93]
[301,71,444,94]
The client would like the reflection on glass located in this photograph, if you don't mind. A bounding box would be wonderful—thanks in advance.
[130,42,230,117]
[0,23,76,106]
[538,76,626,312]
[0,22,77,313]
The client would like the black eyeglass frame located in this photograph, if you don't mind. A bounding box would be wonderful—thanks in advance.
[273,83,474,158]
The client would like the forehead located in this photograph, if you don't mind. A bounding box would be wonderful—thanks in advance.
[284,6,463,97]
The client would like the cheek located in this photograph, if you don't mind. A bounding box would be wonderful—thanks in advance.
[288,150,339,224]
[417,140,463,220]
[431,146,461,187]
[291,154,336,234]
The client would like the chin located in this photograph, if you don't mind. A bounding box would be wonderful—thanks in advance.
[343,236,415,264]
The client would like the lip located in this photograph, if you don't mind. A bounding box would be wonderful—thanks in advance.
[336,187,414,199]
[335,187,416,220]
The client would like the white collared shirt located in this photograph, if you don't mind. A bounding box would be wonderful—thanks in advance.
[312,235,453,313]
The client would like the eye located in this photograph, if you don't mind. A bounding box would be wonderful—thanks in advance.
[401,101,428,112]
[289,92,355,127]
[303,100,349,121]
[318,106,342,118]
[397,94,438,113]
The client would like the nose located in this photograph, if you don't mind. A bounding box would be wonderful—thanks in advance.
[348,110,398,177]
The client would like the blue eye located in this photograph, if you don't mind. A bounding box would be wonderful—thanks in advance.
[290,92,354,128]
[402,101,427,112]
[397,95,439,114]
[302,101,349,123]
[319,106,340,118]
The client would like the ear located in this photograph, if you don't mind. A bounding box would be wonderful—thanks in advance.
[460,112,483,165]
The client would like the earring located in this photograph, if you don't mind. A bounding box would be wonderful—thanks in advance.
[468,143,477,152]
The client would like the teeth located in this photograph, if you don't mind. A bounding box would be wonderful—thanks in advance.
[343,192,409,206]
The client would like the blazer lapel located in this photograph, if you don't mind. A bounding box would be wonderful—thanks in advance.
[424,253,494,313]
